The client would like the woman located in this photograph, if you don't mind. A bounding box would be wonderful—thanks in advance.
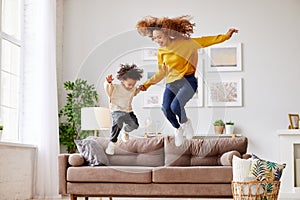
[136,15,238,146]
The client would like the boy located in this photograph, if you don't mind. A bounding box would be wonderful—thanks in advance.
[104,64,143,155]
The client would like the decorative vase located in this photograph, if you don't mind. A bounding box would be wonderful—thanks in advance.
[225,125,234,135]
[214,126,224,134]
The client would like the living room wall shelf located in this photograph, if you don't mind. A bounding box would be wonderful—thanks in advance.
[278,129,300,198]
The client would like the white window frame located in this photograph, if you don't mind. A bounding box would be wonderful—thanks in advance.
[0,0,23,142]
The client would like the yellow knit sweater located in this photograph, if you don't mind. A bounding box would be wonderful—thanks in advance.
[143,34,230,89]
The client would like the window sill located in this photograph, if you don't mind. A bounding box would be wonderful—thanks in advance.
[0,141,37,149]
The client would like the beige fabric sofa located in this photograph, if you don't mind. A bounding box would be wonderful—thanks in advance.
[58,136,248,200]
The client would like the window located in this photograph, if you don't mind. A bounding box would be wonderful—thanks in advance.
[0,0,22,142]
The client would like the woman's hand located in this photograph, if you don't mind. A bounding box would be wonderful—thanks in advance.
[227,28,239,38]
[106,74,114,83]
[138,85,147,91]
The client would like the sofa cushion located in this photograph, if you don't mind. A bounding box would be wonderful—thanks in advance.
[93,136,165,166]
[67,166,152,183]
[164,136,248,166]
[152,166,233,183]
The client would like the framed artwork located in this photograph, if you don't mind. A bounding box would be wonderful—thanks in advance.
[142,48,158,61]
[288,114,299,129]
[207,43,242,72]
[147,71,156,79]
[206,78,243,107]
[143,93,162,108]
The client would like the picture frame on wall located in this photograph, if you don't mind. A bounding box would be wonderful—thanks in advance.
[143,93,162,108]
[288,113,299,129]
[206,78,243,107]
[142,47,158,61]
[206,43,242,72]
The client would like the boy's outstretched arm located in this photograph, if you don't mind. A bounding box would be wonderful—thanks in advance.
[104,74,114,97]
[106,74,114,83]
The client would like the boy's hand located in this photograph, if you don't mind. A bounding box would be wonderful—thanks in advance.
[138,85,147,91]
[106,74,114,83]
[227,28,238,38]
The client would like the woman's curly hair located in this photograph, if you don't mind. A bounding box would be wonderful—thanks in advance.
[136,15,195,39]
[117,64,143,81]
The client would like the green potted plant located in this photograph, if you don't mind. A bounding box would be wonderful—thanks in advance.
[59,79,99,153]
[213,119,225,134]
[0,125,3,140]
[225,121,235,135]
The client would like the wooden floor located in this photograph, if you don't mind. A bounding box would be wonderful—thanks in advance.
[48,196,300,200]
[59,198,232,200]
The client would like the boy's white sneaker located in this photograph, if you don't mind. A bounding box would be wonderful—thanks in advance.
[183,119,194,140]
[121,131,129,143]
[174,127,184,147]
[105,142,115,155]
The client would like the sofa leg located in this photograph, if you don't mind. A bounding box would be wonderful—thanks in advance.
[70,194,77,200]
[85,197,88,200]
[109,197,112,200]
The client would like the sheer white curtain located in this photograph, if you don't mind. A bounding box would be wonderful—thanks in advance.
[21,0,59,198]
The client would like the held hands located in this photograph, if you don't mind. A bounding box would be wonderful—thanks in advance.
[227,28,239,38]
[138,85,147,91]
[106,74,114,83]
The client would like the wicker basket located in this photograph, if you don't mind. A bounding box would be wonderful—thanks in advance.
[232,179,281,200]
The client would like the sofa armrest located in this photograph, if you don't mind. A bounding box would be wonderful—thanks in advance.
[58,154,70,195]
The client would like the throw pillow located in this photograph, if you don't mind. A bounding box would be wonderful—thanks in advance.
[249,154,286,181]
[232,155,252,181]
[68,153,85,166]
[75,138,109,166]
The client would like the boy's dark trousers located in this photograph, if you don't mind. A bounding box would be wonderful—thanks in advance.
[110,111,139,143]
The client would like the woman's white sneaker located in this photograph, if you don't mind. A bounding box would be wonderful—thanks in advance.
[174,127,184,147]
[105,142,116,155]
[183,119,194,140]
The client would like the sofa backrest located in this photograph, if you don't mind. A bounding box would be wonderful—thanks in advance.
[164,136,248,166]
[96,136,165,167]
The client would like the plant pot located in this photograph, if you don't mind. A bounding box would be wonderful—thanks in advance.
[0,130,2,140]
[214,126,224,134]
[225,125,234,135]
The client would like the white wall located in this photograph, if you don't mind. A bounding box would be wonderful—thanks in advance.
[59,0,300,161]
[0,142,36,199]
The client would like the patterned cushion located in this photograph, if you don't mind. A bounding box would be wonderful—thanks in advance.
[249,154,286,181]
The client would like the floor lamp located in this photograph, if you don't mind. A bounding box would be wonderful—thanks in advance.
[81,107,111,136]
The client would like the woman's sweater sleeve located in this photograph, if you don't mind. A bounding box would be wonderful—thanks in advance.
[193,33,230,48]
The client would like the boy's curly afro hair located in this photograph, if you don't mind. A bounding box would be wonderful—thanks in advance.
[117,64,143,81]
[136,15,195,39]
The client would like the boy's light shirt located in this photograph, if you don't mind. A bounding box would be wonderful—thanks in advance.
[104,82,139,112]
